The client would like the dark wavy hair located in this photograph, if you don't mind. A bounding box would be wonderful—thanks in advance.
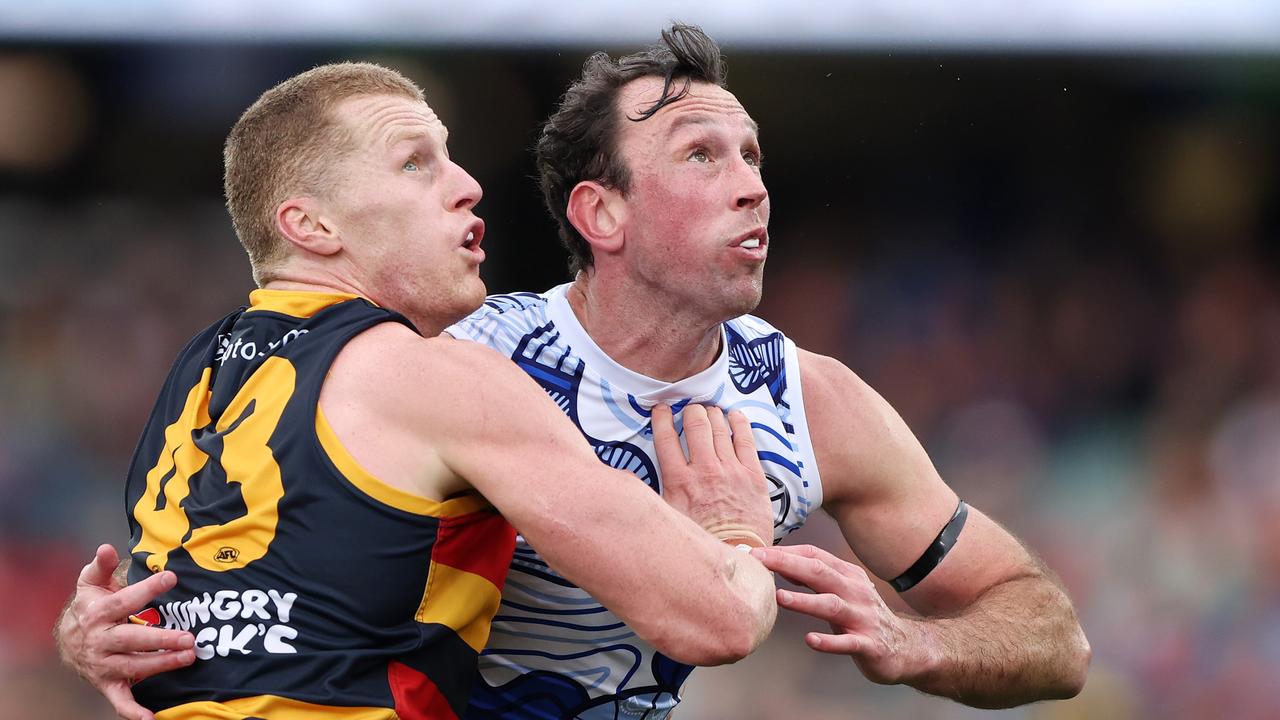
[536,23,728,275]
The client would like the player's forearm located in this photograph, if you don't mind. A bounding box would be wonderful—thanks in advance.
[569,516,777,665]
[521,491,777,665]
[643,541,777,665]
[899,574,1090,708]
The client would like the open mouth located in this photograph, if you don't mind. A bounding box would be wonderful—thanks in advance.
[733,228,768,251]
[462,220,485,250]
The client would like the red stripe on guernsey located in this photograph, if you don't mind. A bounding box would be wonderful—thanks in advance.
[388,660,458,720]
[431,511,517,590]
[134,607,162,626]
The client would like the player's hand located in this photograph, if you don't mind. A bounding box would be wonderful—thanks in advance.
[55,544,197,720]
[651,403,772,548]
[750,544,917,685]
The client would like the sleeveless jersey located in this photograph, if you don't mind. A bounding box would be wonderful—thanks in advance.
[446,283,823,719]
[125,289,517,720]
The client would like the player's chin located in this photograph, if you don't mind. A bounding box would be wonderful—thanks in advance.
[454,276,488,314]
[725,277,764,316]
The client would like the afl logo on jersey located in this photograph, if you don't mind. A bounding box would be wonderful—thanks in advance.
[768,474,790,530]
[214,547,240,563]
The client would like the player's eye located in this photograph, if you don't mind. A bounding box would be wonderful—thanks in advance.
[743,151,762,167]
[403,159,419,172]
[689,148,711,163]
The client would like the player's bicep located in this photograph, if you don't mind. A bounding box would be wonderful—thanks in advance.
[423,343,647,537]
[895,505,1040,615]
[802,350,1029,611]
[427,342,594,463]
[423,344,696,601]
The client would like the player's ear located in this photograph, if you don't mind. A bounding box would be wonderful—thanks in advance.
[566,181,626,256]
[276,197,342,257]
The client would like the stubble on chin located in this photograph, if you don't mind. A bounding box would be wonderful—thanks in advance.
[449,276,488,321]
[730,271,765,317]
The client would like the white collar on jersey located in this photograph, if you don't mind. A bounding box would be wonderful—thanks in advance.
[544,283,730,409]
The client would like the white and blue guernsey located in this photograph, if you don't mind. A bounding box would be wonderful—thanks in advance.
[446,283,823,719]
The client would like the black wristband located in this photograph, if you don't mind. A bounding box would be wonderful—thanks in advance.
[889,500,968,593]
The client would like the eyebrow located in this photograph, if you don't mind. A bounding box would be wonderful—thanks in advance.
[386,128,422,148]
[387,130,427,148]
[386,127,448,150]
[665,112,760,139]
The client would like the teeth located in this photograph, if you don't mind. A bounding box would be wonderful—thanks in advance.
[740,238,760,249]
[465,231,475,245]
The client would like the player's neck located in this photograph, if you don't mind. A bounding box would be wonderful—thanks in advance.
[263,266,369,299]
[262,280,360,296]
[261,275,444,337]
[567,274,723,383]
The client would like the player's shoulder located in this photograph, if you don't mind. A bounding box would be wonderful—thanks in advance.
[478,291,550,315]
[329,323,530,427]
[438,290,555,358]
[446,288,567,357]
[462,291,550,325]
[344,321,515,377]
[795,347,907,458]
[795,347,868,397]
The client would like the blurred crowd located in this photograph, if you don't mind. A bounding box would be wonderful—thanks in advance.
[0,46,1276,718]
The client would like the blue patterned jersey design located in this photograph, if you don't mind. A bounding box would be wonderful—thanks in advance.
[447,284,822,719]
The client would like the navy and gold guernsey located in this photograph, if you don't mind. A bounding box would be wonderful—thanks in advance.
[125,289,517,720]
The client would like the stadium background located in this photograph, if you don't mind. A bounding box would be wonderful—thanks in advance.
[1,4,1277,718]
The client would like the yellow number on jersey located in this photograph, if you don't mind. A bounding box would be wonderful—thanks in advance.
[132,358,295,573]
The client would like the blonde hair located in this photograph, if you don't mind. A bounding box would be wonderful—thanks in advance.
[223,62,424,286]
